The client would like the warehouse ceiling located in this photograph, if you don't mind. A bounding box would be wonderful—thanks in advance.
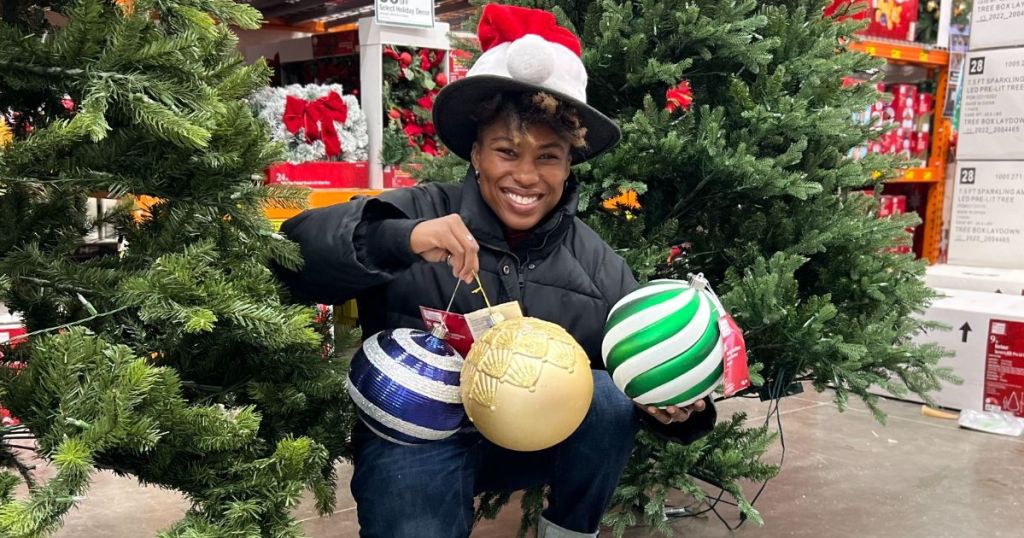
[246,0,474,30]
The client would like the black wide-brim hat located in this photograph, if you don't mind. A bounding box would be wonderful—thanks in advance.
[432,4,621,164]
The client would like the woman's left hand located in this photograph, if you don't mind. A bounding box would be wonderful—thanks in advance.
[639,399,706,425]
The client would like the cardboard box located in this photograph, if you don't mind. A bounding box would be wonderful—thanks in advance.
[957,48,1024,160]
[948,161,1024,269]
[876,288,1024,413]
[969,0,1024,51]
[926,264,1024,295]
[824,1,919,41]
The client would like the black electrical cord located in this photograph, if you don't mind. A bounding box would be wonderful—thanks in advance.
[676,370,789,531]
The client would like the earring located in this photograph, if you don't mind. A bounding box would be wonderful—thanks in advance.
[475,169,481,184]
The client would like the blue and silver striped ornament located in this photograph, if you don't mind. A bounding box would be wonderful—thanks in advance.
[346,328,466,445]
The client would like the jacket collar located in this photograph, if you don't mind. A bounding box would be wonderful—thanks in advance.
[458,167,578,259]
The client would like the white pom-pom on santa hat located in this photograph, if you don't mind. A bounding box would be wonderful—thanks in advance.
[506,34,555,85]
[464,3,589,103]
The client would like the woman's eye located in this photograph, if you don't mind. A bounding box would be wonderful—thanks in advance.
[497,148,516,157]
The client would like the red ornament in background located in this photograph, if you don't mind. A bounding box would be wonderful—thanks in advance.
[282,91,350,157]
[665,80,694,113]
[417,90,438,111]
[1,407,20,427]
[383,46,449,162]
[404,122,424,138]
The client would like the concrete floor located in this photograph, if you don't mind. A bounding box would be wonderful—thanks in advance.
[35,385,1022,537]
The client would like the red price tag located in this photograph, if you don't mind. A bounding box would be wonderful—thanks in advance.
[718,313,750,397]
[419,306,474,357]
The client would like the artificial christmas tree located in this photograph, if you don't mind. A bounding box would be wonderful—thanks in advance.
[0,1,358,535]
[426,0,953,534]
[0,1,955,537]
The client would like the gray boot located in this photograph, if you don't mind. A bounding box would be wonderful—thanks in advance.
[538,516,598,538]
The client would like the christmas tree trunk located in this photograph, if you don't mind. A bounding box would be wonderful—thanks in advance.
[0,1,357,535]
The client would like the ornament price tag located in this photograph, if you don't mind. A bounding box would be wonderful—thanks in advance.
[419,306,474,356]
[465,301,523,339]
[690,273,751,397]
[717,313,750,397]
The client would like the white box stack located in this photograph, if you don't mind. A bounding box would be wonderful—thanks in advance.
[898,6,1024,416]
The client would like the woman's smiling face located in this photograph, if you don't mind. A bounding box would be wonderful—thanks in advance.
[471,118,572,231]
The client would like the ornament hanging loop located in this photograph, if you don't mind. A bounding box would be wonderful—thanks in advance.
[688,272,726,313]
[687,272,709,291]
[472,274,505,325]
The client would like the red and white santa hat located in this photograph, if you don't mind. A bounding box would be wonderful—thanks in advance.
[433,3,620,163]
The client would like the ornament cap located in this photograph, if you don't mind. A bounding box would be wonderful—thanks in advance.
[430,323,450,340]
[488,311,505,326]
[687,273,709,291]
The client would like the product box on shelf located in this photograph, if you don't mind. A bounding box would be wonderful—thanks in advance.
[313,30,358,58]
[926,265,1024,295]
[969,0,1024,51]
[850,83,935,160]
[957,48,1024,160]
[265,161,370,189]
[873,288,1024,415]
[825,0,919,42]
[0,303,25,349]
[879,193,914,254]
[947,161,1024,269]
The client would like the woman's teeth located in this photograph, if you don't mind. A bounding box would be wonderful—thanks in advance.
[505,191,541,205]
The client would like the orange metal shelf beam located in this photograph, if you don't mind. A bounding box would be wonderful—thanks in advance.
[265,188,385,226]
[887,166,943,184]
[848,39,950,67]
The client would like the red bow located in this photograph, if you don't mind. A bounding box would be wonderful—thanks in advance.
[282,91,349,157]
[477,3,581,57]
[665,81,694,113]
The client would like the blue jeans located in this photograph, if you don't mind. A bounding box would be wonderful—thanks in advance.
[351,371,642,537]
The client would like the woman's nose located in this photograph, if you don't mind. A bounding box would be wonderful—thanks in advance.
[513,159,540,185]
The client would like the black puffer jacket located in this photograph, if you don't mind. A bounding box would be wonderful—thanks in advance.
[275,170,715,443]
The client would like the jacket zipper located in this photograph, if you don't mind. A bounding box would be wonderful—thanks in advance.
[518,212,565,297]
[475,211,565,301]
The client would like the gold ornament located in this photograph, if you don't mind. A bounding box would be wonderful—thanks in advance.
[461,317,593,452]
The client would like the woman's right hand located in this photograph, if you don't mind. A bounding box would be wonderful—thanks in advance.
[410,215,480,283]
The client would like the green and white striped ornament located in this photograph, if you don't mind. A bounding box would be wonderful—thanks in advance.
[602,278,724,408]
